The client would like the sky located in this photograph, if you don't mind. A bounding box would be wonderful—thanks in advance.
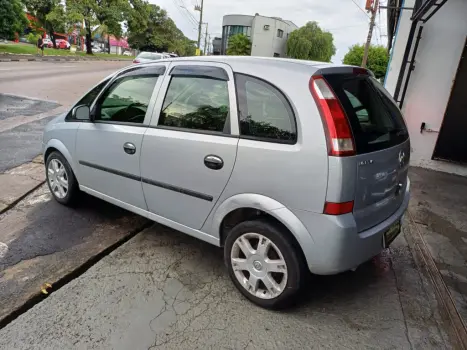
[149,0,388,63]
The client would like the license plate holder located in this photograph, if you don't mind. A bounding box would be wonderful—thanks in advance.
[383,221,401,248]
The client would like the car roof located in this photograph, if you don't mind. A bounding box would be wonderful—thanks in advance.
[134,55,352,74]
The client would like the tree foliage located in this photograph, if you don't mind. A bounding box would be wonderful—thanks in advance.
[66,0,128,54]
[126,3,195,56]
[5,0,195,56]
[343,44,389,79]
[0,0,28,40]
[286,21,335,62]
[226,34,251,56]
[23,0,65,48]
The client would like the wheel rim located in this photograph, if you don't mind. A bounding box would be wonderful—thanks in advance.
[47,159,69,199]
[231,233,288,299]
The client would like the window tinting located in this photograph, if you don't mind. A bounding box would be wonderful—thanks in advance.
[324,74,408,154]
[235,74,296,143]
[66,78,110,120]
[95,75,158,124]
[158,76,230,133]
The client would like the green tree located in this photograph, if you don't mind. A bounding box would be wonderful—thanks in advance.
[286,21,335,62]
[127,2,195,56]
[66,0,128,54]
[343,44,389,79]
[0,0,28,40]
[226,34,251,56]
[23,0,65,48]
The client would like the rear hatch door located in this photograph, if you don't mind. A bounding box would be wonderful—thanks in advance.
[324,72,410,232]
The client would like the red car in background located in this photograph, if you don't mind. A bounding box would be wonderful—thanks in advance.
[47,39,70,49]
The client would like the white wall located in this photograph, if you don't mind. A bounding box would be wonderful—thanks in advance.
[385,0,467,175]
[251,16,294,57]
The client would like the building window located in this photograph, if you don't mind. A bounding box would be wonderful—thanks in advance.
[277,29,284,38]
[221,25,252,54]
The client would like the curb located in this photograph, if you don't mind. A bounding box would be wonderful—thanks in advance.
[0,220,153,329]
[407,210,467,350]
[0,181,45,215]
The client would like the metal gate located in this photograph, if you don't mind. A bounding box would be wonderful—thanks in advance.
[432,37,467,164]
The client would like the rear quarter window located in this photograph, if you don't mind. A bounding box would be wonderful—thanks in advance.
[235,73,297,144]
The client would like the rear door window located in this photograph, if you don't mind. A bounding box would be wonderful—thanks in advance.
[324,74,408,154]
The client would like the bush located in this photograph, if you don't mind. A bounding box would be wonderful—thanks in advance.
[27,33,39,45]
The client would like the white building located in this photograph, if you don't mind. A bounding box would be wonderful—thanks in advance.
[221,14,298,57]
[385,0,467,175]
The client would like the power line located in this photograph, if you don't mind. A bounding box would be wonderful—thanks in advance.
[350,0,371,19]
[350,0,383,30]
[171,0,198,29]
[178,0,199,26]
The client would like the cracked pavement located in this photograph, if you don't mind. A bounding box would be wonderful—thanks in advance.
[0,217,452,349]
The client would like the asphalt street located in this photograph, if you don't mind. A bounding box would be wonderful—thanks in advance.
[0,61,129,106]
[0,218,452,349]
[0,60,129,171]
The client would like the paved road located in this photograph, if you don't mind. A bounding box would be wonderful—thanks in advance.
[0,61,129,171]
[0,219,452,349]
[0,61,129,105]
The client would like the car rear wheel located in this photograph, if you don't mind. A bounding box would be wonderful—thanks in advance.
[224,219,305,309]
[46,151,79,206]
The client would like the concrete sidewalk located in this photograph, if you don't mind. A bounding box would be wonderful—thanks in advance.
[409,167,467,332]
[0,220,451,349]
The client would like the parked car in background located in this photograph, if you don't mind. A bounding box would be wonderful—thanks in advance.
[91,46,103,54]
[123,51,133,56]
[56,39,70,49]
[42,56,410,309]
[43,38,52,47]
[132,51,166,64]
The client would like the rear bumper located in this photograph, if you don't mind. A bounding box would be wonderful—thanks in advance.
[294,179,410,275]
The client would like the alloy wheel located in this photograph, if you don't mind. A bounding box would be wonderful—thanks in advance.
[231,232,288,299]
[47,159,69,199]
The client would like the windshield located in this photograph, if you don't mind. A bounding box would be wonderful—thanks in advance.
[324,73,408,154]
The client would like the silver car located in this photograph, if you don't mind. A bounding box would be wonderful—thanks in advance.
[133,51,170,64]
[43,57,410,308]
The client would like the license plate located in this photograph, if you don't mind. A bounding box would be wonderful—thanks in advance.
[383,221,401,248]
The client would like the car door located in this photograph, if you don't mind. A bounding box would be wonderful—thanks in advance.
[140,62,239,229]
[75,65,167,210]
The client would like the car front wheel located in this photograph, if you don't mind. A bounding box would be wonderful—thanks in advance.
[224,219,305,309]
[46,151,79,205]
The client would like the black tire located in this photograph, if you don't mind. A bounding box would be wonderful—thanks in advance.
[224,218,306,309]
[45,151,79,206]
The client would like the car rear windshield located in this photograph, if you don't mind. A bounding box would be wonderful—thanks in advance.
[323,74,408,154]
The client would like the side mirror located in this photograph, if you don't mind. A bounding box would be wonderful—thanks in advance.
[72,105,90,120]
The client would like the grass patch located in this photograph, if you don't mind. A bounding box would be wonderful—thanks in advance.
[0,43,134,60]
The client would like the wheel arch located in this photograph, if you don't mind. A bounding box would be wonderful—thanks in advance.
[44,139,78,179]
[211,194,314,265]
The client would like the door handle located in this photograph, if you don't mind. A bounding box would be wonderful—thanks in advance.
[123,142,136,155]
[204,155,223,170]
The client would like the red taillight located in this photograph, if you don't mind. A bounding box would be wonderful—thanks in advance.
[133,59,140,64]
[309,75,355,156]
[324,201,354,215]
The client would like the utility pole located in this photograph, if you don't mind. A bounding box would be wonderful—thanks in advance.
[195,0,204,52]
[204,23,209,55]
[362,0,379,68]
